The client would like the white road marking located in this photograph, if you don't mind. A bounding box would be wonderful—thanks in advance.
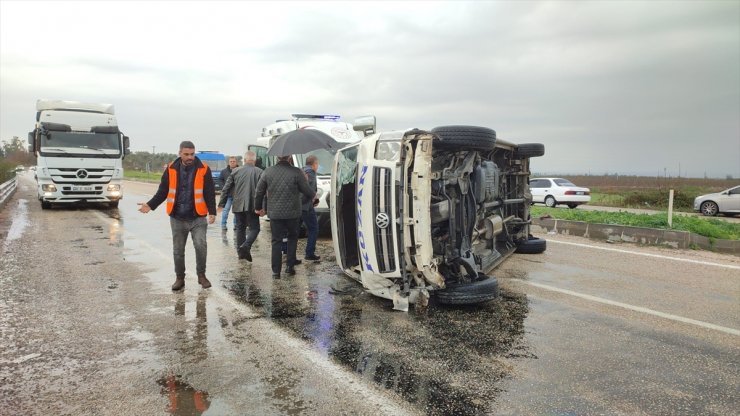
[547,239,740,270]
[91,210,413,415]
[519,280,740,336]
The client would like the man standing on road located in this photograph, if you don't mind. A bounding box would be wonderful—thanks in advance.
[254,155,314,278]
[218,151,263,261]
[301,155,321,262]
[219,156,239,231]
[138,140,217,291]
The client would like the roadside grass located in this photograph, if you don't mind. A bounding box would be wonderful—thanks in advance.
[0,160,16,182]
[125,170,161,182]
[530,206,740,241]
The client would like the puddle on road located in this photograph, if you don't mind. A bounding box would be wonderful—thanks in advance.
[157,375,211,415]
[2,199,29,252]
[223,266,531,415]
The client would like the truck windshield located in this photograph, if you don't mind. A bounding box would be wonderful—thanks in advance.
[41,131,121,153]
[334,145,359,192]
[294,149,337,176]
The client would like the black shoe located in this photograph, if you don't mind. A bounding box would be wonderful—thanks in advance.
[285,268,296,276]
[272,272,280,278]
[293,259,302,266]
[305,255,321,262]
[237,246,252,262]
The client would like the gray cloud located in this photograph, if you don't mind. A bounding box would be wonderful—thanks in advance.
[1,1,738,178]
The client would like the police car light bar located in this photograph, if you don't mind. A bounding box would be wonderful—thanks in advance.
[291,114,341,121]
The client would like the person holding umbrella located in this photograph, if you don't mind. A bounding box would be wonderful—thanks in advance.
[254,155,314,278]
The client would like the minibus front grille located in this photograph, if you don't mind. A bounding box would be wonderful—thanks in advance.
[373,167,396,273]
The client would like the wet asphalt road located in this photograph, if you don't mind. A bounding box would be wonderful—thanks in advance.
[1,173,738,415]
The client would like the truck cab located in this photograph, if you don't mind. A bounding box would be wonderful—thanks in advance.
[246,114,374,231]
[29,99,130,209]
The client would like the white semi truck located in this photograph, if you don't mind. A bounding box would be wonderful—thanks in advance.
[28,99,130,209]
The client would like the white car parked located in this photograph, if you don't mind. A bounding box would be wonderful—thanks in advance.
[529,177,590,208]
[693,185,740,216]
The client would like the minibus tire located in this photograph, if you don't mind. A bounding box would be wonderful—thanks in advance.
[515,236,546,254]
[431,125,497,151]
[435,274,499,305]
[514,143,545,158]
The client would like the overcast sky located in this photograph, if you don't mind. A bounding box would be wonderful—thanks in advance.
[1,0,738,178]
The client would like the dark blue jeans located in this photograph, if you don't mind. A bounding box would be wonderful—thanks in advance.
[301,207,318,257]
[270,218,299,274]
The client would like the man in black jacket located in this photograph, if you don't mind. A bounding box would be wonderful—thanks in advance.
[301,155,321,262]
[254,155,314,278]
[138,141,217,291]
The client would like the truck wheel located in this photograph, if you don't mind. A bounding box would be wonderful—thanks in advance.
[108,201,119,209]
[545,195,557,207]
[435,274,499,305]
[431,125,497,151]
[514,143,545,158]
[515,236,547,254]
[41,200,51,210]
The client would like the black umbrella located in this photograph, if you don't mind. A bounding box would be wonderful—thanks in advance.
[267,129,342,156]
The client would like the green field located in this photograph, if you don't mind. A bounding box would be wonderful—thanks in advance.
[547,175,738,211]
[125,170,162,182]
[530,206,740,241]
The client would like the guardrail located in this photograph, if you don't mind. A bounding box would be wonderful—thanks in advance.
[0,176,18,209]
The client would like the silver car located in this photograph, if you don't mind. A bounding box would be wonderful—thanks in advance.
[693,185,740,216]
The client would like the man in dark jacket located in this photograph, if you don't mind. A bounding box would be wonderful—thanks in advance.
[218,150,263,261]
[138,140,217,291]
[301,155,321,262]
[254,155,314,278]
[219,156,238,230]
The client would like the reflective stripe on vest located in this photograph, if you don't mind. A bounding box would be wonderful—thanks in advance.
[165,162,209,216]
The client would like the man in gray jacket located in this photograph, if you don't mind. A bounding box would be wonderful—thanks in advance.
[254,155,314,278]
[218,151,263,261]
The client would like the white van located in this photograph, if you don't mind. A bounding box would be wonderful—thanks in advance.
[246,114,375,231]
[330,126,546,311]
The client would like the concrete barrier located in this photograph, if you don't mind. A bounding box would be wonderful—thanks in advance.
[532,217,740,256]
[0,176,17,210]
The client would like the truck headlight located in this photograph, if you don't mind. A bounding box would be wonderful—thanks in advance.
[107,184,120,191]
[42,184,57,192]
